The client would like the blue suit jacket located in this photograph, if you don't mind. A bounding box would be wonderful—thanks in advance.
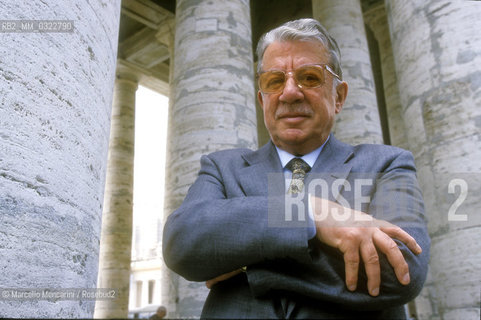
[163,135,430,319]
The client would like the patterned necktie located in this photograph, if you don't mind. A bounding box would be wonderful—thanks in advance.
[286,158,311,194]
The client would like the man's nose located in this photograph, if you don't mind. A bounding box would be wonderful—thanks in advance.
[279,76,304,103]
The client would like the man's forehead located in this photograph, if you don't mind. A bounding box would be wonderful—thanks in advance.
[262,40,329,68]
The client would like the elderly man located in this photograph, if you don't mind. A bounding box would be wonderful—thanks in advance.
[163,18,430,319]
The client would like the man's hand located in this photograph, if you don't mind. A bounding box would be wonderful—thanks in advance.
[205,269,243,289]
[310,195,422,296]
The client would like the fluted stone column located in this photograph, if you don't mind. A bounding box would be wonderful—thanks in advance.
[163,0,257,317]
[386,1,481,319]
[0,1,121,318]
[94,64,138,319]
[363,3,408,149]
[312,0,383,145]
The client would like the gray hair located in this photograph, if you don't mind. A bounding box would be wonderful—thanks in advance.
[256,18,343,81]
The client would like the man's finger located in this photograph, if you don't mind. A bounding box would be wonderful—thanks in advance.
[381,226,422,255]
[205,279,216,289]
[205,269,243,289]
[343,248,360,291]
[373,230,410,285]
[360,240,380,296]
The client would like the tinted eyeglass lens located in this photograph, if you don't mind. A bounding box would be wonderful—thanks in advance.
[296,66,325,88]
[259,70,286,93]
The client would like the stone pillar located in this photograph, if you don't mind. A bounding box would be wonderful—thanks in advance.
[94,63,138,319]
[163,0,257,317]
[363,3,408,149]
[386,1,481,319]
[312,0,383,145]
[0,0,121,318]
[155,17,178,317]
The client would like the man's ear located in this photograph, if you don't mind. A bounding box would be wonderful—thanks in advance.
[335,81,348,114]
[257,90,264,109]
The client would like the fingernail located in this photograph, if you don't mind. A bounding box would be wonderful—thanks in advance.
[348,285,356,291]
[403,273,410,284]
[416,244,422,253]
[370,287,379,296]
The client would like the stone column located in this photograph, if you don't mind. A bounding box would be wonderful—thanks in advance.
[312,0,383,145]
[94,63,138,319]
[386,1,481,319]
[0,0,121,318]
[163,0,257,317]
[155,17,178,317]
[363,3,408,149]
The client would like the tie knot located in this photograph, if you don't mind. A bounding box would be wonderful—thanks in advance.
[286,158,311,174]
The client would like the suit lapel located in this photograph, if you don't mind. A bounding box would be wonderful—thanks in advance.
[305,135,354,201]
[239,141,285,197]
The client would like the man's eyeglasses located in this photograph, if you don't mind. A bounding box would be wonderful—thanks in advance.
[258,64,340,94]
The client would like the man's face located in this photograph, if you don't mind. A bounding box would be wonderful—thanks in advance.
[258,40,347,155]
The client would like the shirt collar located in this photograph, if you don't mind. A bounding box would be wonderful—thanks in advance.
[275,135,330,170]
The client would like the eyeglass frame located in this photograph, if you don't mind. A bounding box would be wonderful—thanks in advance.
[257,63,341,94]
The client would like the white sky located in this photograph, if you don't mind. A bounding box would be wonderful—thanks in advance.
[132,85,169,248]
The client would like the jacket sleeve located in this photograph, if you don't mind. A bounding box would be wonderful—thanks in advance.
[246,149,430,311]
[162,153,314,281]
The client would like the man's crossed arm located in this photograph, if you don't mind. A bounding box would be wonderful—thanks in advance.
[206,196,422,297]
